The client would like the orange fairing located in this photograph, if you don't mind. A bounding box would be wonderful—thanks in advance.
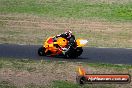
[78,67,86,76]
[43,37,68,55]
[57,37,68,48]
[43,37,53,47]
[43,37,57,54]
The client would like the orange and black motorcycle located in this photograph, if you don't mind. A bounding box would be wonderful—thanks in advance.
[38,36,88,58]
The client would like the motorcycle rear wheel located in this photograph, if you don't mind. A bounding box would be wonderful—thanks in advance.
[76,47,83,56]
[65,47,83,58]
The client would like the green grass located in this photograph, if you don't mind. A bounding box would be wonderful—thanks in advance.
[0,57,131,88]
[0,57,132,70]
[0,58,37,72]
[51,80,115,88]
[0,81,17,88]
[0,0,132,21]
[0,0,132,48]
[0,80,115,88]
[88,63,132,69]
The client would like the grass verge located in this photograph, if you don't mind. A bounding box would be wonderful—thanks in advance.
[0,15,132,48]
[51,80,115,88]
[0,0,132,48]
[0,57,131,88]
[0,0,132,21]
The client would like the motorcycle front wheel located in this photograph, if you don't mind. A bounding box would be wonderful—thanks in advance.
[38,46,46,56]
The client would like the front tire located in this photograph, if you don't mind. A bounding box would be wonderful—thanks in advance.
[38,46,46,56]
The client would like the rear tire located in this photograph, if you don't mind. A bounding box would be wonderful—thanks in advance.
[65,49,77,58]
[65,53,77,58]
[76,47,83,57]
[38,46,46,56]
[64,47,83,58]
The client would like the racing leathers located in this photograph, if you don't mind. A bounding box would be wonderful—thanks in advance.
[54,33,76,55]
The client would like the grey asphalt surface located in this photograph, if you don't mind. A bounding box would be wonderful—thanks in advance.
[0,44,132,64]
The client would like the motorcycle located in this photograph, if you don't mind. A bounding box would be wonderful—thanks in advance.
[38,36,88,58]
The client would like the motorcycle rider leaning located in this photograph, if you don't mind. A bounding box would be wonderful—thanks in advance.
[54,30,76,55]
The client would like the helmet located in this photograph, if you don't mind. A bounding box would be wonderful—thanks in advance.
[65,30,72,38]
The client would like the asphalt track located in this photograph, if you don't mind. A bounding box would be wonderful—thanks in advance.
[0,44,132,65]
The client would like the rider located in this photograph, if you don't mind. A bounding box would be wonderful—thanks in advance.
[54,30,76,54]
